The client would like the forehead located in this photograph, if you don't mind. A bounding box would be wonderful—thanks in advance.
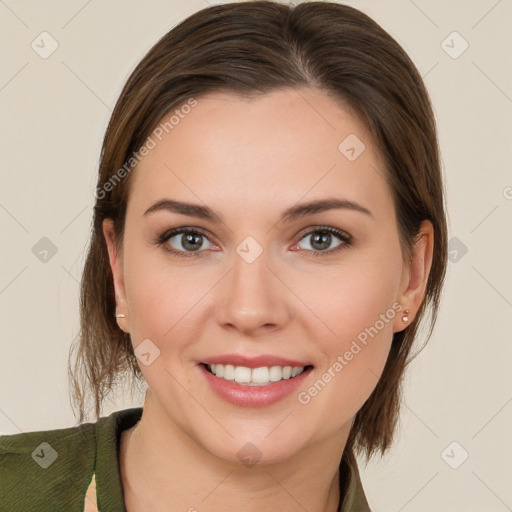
[128,87,392,220]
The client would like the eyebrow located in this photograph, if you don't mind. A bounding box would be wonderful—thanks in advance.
[143,197,372,223]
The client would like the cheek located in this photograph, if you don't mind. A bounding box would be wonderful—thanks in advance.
[122,261,211,399]
[303,262,401,427]
[298,241,402,344]
[125,263,204,340]
[336,250,401,361]
[122,239,219,359]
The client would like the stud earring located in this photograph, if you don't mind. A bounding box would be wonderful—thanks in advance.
[115,311,128,333]
[402,309,410,324]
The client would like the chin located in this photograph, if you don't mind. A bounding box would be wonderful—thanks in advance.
[211,437,305,468]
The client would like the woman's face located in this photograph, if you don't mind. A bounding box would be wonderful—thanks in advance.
[105,87,424,464]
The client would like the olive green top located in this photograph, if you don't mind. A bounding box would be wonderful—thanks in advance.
[0,407,371,511]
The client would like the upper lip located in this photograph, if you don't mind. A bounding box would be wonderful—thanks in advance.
[201,354,312,369]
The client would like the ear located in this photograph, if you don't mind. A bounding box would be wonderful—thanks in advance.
[393,220,434,332]
[103,218,129,333]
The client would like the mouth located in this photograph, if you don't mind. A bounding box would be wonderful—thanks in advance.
[202,362,314,386]
[198,354,314,407]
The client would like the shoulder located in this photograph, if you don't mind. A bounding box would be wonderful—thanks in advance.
[0,420,97,510]
[0,407,143,511]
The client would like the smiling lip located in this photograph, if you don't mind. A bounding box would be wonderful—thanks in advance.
[200,354,311,368]
[198,355,313,407]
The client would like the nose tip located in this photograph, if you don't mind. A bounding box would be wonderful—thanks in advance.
[214,251,289,335]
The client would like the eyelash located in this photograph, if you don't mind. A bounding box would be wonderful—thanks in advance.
[155,226,352,259]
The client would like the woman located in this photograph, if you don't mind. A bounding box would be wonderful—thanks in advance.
[0,1,447,510]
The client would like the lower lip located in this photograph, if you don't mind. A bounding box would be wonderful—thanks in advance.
[199,364,313,407]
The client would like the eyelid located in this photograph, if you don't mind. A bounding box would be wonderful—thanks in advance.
[296,225,352,242]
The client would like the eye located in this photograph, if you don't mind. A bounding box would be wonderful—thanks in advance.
[156,225,352,258]
[157,228,215,257]
[294,226,351,256]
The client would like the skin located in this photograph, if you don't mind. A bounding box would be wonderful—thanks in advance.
[103,86,434,511]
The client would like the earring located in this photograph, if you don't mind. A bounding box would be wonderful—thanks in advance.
[402,309,410,324]
[115,311,128,333]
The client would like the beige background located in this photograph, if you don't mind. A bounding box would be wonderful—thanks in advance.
[1,1,511,511]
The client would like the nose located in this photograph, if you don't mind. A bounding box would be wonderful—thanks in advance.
[215,247,290,336]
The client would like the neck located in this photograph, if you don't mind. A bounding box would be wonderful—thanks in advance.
[120,393,352,512]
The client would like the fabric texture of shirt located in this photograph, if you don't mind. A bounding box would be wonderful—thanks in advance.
[0,407,372,511]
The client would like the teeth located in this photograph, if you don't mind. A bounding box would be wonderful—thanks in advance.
[224,364,235,381]
[252,366,269,384]
[207,363,306,386]
[234,366,251,383]
[269,366,283,382]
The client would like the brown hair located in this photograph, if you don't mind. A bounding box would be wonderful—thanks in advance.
[68,0,447,463]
